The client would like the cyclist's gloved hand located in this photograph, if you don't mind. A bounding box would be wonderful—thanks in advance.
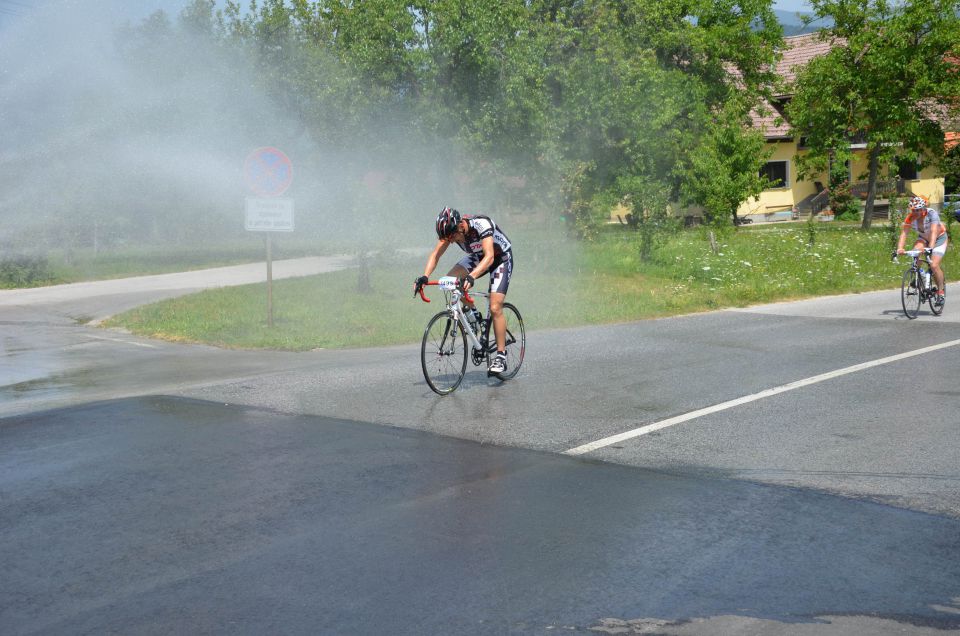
[460,274,475,291]
[414,275,428,296]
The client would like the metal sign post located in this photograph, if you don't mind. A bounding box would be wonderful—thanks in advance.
[266,235,273,327]
[243,147,294,327]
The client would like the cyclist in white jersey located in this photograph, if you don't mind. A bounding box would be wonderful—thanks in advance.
[415,207,514,377]
[896,195,947,306]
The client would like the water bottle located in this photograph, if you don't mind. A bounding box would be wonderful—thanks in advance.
[923,270,931,289]
[466,308,480,333]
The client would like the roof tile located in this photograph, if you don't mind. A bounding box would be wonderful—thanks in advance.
[752,33,837,138]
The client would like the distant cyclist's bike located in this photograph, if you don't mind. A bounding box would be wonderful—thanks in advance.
[893,248,945,319]
[416,277,525,395]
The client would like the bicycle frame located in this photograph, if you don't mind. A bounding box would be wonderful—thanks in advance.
[419,277,487,352]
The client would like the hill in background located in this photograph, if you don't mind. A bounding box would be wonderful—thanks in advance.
[775,9,832,35]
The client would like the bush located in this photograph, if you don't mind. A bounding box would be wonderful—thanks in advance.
[829,181,861,221]
[0,255,58,288]
[805,213,818,246]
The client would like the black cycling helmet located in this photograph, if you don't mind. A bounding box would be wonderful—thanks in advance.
[436,206,462,239]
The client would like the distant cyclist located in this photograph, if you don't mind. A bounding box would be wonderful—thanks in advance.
[414,207,514,377]
[896,195,947,307]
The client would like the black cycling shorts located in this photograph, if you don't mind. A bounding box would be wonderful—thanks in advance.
[456,251,513,295]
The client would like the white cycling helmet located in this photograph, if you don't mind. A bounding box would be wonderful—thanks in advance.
[908,195,928,210]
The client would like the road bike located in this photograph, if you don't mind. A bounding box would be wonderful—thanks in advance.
[416,276,526,395]
[893,248,945,319]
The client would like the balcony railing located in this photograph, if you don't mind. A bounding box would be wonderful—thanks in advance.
[799,178,908,217]
[849,178,906,199]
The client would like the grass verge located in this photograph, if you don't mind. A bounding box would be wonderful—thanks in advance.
[104,222,949,351]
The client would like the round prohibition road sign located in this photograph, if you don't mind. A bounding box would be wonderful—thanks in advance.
[243,147,293,197]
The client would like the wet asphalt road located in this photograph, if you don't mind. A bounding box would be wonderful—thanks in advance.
[2,266,960,634]
[3,397,960,635]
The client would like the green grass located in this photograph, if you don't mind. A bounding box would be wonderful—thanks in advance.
[105,222,950,351]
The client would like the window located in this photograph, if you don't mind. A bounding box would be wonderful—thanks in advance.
[760,161,789,189]
[896,157,920,180]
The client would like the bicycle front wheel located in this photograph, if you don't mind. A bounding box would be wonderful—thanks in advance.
[930,271,946,316]
[492,303,526,380]
[901,268,921,319]
[421,311,468,395]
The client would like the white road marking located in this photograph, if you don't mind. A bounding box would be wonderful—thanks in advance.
[563,338,960,456]
[85,335,157,349]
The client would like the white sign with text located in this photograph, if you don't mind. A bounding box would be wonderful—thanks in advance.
[245,198,295,232]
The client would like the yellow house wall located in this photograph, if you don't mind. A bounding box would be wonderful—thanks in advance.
[901,162,944,206]
[738,140,812,218]
[846,152,944,207]
[738,141,946,220]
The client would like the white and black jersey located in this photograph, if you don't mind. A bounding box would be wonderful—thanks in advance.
[454,215,512,263]
[453,214,514,295]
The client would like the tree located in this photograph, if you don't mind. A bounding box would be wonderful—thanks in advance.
[681,98,774,226]
[787,0,960,229]
[549,0,783,235]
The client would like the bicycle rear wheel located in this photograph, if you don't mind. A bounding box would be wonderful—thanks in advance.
[930,270,946,316]
[491,303,526,380]
[421,311,468,395]
[901,268,921,319]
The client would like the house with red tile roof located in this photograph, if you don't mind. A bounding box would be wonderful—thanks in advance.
[739,33,951,222]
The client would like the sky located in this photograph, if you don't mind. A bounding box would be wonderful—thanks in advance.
[774,0,815,12]
[0,0,194,32]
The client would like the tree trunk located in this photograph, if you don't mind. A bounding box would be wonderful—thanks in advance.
[860,146,881,230]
